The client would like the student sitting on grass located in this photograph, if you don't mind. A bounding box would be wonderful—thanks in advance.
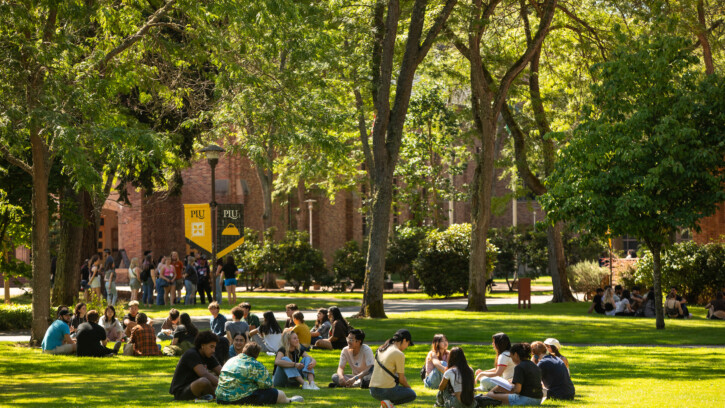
[543,338,568,370]
[284,304,298,329]
[123,300,140,337]
[209,301,230,363]
[313,306,349,350]
[76,309,116,357]
[41,307,76,355]
[614,290,635,317]
[250,311,284,353]
[127,313,160,356]
[331,329,374,388]
[435,347,476,408]
[705,292,725,320]
[240,302,261,331]
[70,302,87,336]
[424,334,450,389]
[273,331,319,390]
[284,311,312,351]
[531,341,574,401]
[158,308,180,340]
[587,288,605,315]
[229,332,248,358]
[169,331,221,402]
[475,332,514,392]
[164,313,199,356]
[486,343,543,406]
[369,329,416,408]
[216,342,304,405]
[309,308,330,346]
[99,305,124,342]
[226,306,250,344]
[665,291,686,319]
[603,287,617,316]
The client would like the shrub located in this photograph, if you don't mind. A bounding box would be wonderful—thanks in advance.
[634,241,725,304]
[332,240,366,291]
[567,261,609,296]
[233,228,283,288]
[0,304,32,330]
[413,223,497,297]
[278,230,328,292]
[386,225,431,292]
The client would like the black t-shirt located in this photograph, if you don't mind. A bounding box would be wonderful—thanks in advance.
[169,348,220,395]
[173,325,197,344]
[538,355,574,400]
[512,360,543,399]
[222,263,237,279]
[80,264,89,281]
[184,265,198,284]
[71,315,86,331]
[273,347,301,375]
[710,298,725,312]
[593,294,605,314]
[76,322,112,357]
[196,263,209,282]
[123,313,137,328]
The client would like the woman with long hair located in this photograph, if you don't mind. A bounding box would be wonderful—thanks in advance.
[533,341,574,401]
[250,311,284,353]
[171,312,199,347]
[70,302,87,335]
[603,287,616,316]
[369,329,416,407]
[436,347,476,408]
[313,306,349,350]
[424,334,450,389]
[222,255,238,305]
[141,254,155,307]
[309,308,330,346]
[214,258,224,304]
[99,305,124,342]
[273,331,319,390]
[486,343,543,406]
[104,258,118,306]
[543,338,568,369]
[88,255,102,300]
[127,257,141,302]
[228,332,248,358]
[161,257,177,305]
[475,332,514,392]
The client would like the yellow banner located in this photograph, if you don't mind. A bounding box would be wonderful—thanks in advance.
[184,204,212,256]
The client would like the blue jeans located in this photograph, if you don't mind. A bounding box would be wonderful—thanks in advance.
[156,278,167,305]
[142,280,153,304]
[370,386,417,405]
[272,356,314,387]
[424,360,447,389]
[508,394,541,406]
[184,280,196,304]
[105,282,117,305]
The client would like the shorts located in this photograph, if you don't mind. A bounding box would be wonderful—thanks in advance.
[508,393,542,406]
[80,280,90,290]
[225,278,237,287]
[173,384,197,401]
[175,280,184,290]
[43,343,75,355]
[90,277,101,289]
[217,388,279,405]
[129,279,142,290]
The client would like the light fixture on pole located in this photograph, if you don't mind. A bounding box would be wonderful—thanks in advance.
[304,199,316,246]
[200,143,225,302]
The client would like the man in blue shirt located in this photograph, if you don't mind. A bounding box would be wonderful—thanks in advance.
[209,301,229,364]
[41,307,76,354]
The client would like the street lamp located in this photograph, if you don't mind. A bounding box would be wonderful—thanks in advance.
[200,143,225,302]
[304,199,316,246]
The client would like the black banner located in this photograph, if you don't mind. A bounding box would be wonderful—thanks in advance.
[216,204,245,258]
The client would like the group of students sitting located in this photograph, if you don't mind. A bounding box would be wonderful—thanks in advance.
[588,284,725,320]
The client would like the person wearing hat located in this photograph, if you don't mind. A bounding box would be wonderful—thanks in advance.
[41,306,77,355]
[543,338,568,370]
[532,340,574,401]
[369,329,416,407]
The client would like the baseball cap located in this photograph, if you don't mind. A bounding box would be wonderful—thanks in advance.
[544,338,561,349]
[394,329,414,346]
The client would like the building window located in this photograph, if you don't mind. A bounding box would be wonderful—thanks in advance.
[622,235,639,254]
[97,242,103,249]
[100,217,105,226]
[98,231,103,239]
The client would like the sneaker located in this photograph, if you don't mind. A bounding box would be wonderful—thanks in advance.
[266,352,276,356]
[309,382,320,391]
[194,394,214,403]
[381,400,395,408]
[289,396,304,403]
[302,382,312,390]
[328,382,338,388]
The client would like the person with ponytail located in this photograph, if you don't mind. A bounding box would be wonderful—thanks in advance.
[532,341,574,401]
[435,347,476,408]
[543,338,568,370]
[369,329,416,407]
[486,343,543,406]
[475,332,514,391]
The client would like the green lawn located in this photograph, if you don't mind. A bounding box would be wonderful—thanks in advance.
[1,342,723,407]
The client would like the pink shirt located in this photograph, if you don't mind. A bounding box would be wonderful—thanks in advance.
[425,350,449,375]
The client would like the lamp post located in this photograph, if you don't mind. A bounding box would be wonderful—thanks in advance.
[304,199,316,246]
[200,144,225,302]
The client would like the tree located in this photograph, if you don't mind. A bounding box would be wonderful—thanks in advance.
[447,0,558,311]
[542,32,725,329]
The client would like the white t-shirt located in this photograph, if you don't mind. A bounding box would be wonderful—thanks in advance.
[443,367,465,393]
[615,298,630,313]
[263,333,282,351]
[339,344,374,376]
[498,351,515,380]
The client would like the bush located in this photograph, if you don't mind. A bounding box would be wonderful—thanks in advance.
[386,225,431,292]
[567,261,608,296]
[413,223,497,297]
[0,304,32,330]
[332,240,366,291]
[233,228,283,288]
[278,230,328,292]
[634,241,725,304]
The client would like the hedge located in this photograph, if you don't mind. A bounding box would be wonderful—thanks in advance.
[0,304,32,330]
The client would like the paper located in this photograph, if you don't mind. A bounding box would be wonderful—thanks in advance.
[488,376,513,391]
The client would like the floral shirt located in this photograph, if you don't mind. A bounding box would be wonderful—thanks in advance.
[215,354,273,402]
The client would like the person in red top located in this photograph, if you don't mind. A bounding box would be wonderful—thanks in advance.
[171,251,185,305]
[129,313,160,356]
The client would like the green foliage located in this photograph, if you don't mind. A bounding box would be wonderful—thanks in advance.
[234,228,282,280]
[0,304,31,330]
[413,224,498,297]
[488,226,547,279]
[332,241,367,291]
[564,232,609,266]
[566,261,608,295]
[277,231,328,292]
[633,241,725,304]
[386,225,431,291]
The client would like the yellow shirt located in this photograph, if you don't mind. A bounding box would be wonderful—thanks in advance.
[369,345,405,389]
[292,323,311,348]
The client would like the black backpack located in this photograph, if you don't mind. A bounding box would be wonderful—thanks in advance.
[140,263,151,282]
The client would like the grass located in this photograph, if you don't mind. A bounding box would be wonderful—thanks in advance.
[1,342,723,407]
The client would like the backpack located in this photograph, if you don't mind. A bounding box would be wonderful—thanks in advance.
[140,263,151,282]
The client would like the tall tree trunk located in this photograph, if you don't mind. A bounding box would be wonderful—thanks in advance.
[80,190,98,260]
[30,133,52,345]
[256,167,273,231]
[696,0,715,75]
[361,171,394,317]
[648,240,665,329]
[547,222,575,301]
[52,186,85,306]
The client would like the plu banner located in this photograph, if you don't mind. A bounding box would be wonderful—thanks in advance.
[184,204,212,257]
[217,204,244,258]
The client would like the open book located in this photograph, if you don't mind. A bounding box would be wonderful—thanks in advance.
[488,376,513,391]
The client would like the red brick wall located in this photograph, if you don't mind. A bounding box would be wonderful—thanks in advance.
[694,203,725,244]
